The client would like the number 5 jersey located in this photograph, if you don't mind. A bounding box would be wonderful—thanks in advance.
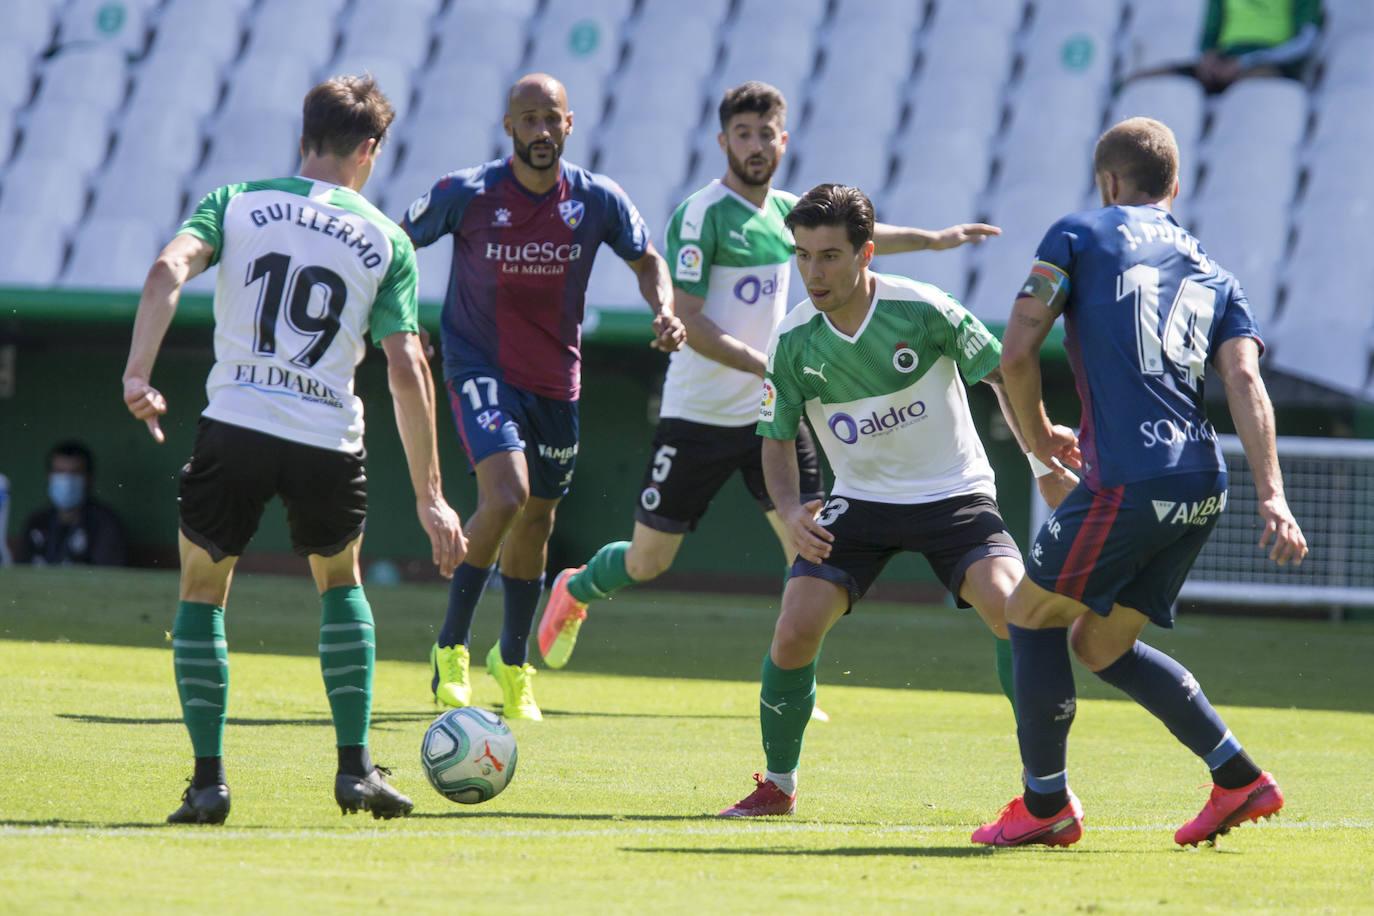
[178,177,419,453]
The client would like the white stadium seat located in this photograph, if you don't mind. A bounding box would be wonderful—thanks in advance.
[595,116,692,184]
[242,1,339,71]
[880,175,984,235]
[62,215,164,289]
[584,249,644,308]
[339,0,433,62]
[148,0,244,67]
[35,46,128,113]
[872,249,973,302]
[789,140,893,198]
[1320,31,1374,93]
[1119,0,1206,77]
[56,0,150,56]
[91,157,189,236]
[889,126,991,195]
[0,1,57,58]
[927,0,1026,42]
[202,110,300,179]
[125,46,224,121]
[15,100,113,176]
[413,59,511,125]
[527,6,626,80]
[0,155,91,227]
[396,114,501,181]
[599,167,675,244]
[0,39,38,116]
[0,213,67,286]
[1108,75,1206,175]
[432,11,528,78]
[218,50,319,120]
[636,0,730,32]
[110,101,206,176]
[414,233,452,303]
[1205,79,1308,155]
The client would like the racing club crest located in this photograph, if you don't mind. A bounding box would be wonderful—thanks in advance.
[558,199,585,229]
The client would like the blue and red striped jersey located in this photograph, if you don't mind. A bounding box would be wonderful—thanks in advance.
[401,157,650,401]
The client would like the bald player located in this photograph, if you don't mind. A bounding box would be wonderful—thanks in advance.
[401,74,685,720]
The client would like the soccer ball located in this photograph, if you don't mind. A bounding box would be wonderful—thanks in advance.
[420,707,518,804]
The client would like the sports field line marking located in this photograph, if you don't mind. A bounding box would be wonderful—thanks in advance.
[1,819,1368,841]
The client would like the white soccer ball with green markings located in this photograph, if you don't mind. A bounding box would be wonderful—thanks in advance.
[421,707,518,804]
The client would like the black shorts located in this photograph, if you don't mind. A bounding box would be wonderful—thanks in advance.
[178,417,367,561]
[791,492,1021,609]
[634,417,825,533]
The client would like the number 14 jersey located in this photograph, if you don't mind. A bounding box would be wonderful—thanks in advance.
[1030,204,1261,489]
[179,177,419,453]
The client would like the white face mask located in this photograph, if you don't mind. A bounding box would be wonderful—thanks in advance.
[48,472,86,511]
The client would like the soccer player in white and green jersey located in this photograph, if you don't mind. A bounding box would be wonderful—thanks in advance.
[539,82,1000,678]
[719,184,1075,817]
[122,76,466,825]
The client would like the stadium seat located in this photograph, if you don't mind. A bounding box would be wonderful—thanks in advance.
[1016,11,1117,98]
[90,157,189,237]
[431,11,528,79]
[872,248,972,302]
[61,215,164,290]
[241,1,339,71]
[1192,192,1288,324]
[218,51,319,121]
[0,39,38,117]
[886,129,991,203]
[0,2,57,58]
[1308,86,1374,151]
[0,213,67,286]
[1205,79,1308,156]
[0,155,91,228]
[612,49,710,129]
[636,0,730,33]
[625,6,718,63]
[1119,0,1206,77]
[789,141,893,198]
[964,229,1043,323]
[981,182,1085,249]
[1322,0,1374,35]
[1268,309,1372,396]
[34,46,128,113]
[880,175,984,235]
[910,32,1012,144]
[601,166,676,242]
[595,116,692,184]
[831,0,924,33]
[201,110,300,181]
[584,250,644,308]
[997,74,1103,193]
[805,79,904,140]
[184,156,287,208]
[527,6,627,82]
[818,20,919,84]
[412,59,511,126]
[0,109,14,165]
[56,0,150,56]
[124,46,224,122]
[110,100,206,177]
[734,0,827,27]
[395,114,501,182]
[148,0,244,68]
[1319,31,1374,93]
[339,0,434,63]
[1107,75,1206,174]
[14,100,113,176]
[926,0,1027,41]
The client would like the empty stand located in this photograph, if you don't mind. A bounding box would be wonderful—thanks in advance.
[62,215,164,289]
[0,212,67,286]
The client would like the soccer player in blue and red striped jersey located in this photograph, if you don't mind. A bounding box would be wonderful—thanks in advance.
[973,117,1308,848]
[402,74,685,720]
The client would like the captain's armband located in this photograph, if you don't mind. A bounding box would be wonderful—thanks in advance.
[1018,260,1069,314]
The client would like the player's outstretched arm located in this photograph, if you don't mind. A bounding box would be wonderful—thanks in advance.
[872,221,1001,255]
[983,367,1078,508]
[381,331,467,578]
[761,436,831,564]
[672,288,768,376]
[122,233,215,443]
[1000,295,1081,470]
[1214,336,1308,566]
[627,243,686,352]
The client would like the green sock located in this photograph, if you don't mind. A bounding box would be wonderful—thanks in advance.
[568,541,635,604]
[995,637,1016,715]
[319,585,374,748]
[760,654,817,773]
[172,601,228,758]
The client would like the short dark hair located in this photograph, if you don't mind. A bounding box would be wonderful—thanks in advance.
[1093,117,1179,200]
[783,183,875,251]
[48,440,94,477]
[718,81,786,130]
[301,75,396,159]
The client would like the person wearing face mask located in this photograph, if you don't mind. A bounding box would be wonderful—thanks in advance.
[17,441,129,566]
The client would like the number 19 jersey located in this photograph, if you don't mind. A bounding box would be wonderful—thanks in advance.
[1029,204,1261,489]
[179,177,419,453]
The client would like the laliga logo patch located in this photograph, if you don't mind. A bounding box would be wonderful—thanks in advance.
[476,408,503,432]
[558,199,585,229]
[759,379,776,422]
[892,341,918,373]
[407,191,431,223]
[675,244,703,282]
[640,486,661,511]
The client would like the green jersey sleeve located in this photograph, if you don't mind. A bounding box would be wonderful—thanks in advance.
[369,229,420,344]
[664,198,716,298]
[928,293,1001,385]
[178,183,243,266]
[757,325,805,440]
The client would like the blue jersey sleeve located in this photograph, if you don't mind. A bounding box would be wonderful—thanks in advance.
[1033,215,1087,280]
[1211,276,1265,356]
[400,169,478,249]
[596,176,651,262]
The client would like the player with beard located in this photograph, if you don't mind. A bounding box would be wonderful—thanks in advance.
[402,73,686,720]
[538,83,1006,706]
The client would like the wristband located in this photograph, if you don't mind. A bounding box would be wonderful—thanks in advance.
[1026,452,1054,478]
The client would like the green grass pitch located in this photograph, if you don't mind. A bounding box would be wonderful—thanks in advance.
[2,566,1372,914]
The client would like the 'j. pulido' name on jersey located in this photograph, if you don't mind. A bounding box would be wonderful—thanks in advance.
[230,363,344,409]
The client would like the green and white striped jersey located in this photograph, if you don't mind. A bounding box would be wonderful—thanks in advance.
[661,180,797,425]
[178,177,419,453]
[759,272,1001,504]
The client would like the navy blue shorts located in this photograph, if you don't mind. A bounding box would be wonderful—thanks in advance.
[634,418,825,534]
[790,492,1021,610]
[1026,470,1228,627]
[444,370,579,500]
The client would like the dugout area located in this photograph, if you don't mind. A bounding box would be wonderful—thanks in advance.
[3,289,1369,599]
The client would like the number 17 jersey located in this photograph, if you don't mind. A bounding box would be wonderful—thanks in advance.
[178,177,419,453]
[1030,204,1262,490]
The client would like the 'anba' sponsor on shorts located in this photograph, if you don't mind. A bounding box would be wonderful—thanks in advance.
[827,401,926,445]
[537,442,578,462]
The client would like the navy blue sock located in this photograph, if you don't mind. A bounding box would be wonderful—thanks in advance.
[437,562,492,649]
[499,572,545,666]
[1009,623,1075,810]
[1094,641,1240,765]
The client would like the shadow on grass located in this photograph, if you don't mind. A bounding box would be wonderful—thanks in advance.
[625,844,1001,858]
[57,708,748,727]
[409,811,716,822]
